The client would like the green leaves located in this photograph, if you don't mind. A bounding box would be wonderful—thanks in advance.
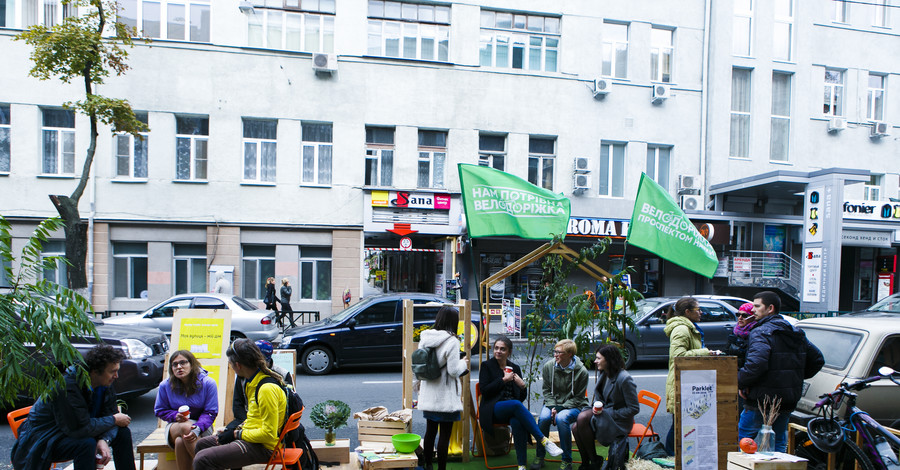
[309,400,352,431]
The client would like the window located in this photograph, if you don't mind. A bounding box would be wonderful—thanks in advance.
[801,327,863,370]
[248,3,335,53]
[773,0,793,61]
[1,1,10,28]
[733,0,752,56]
[834,0,849,22]
[23,0,76,27]
[356,301,397,325]
[301,122,332,185]
[478,134,506,171]
[867,74,886,121]
[650,27,673,83]
[114,112,148,179]
[117,0,210,42]
[601,22,628,78]
[42,109,75,175]
[867,335,900,376]
[174,244,206,295]
[41,240,67,288]
[527,136,555,190]
[865,175,881,201]
[599,141,625,197]
[0,105,9,173]
[365,126,394,186]
[770,72,792,162]
[824,69,844,116]
[646,146,671,191]
[417,129,446,188]
[873,0,889,27]
[113,242,148,299]
[367,1,449,61]
[242,245,275,300]
[479,10,560,72]
[730,68,752,159]
[0,257,10,288]
[300,246,331,300]
[242,118,277,183]
[175,115,208,181]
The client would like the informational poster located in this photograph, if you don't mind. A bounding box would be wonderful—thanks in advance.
[803,247,823,303]
[733,257,752,272]
[170,310,232,429]
[513,298,522,336]
[680,369,718,470]
[177,318,226,359]
[503,299,515,334]
[272,349,296,378]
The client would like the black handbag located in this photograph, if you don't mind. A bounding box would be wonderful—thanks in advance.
[633,440,668,460]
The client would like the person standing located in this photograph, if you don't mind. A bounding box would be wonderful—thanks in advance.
[738,291,824,453]
[279,278,294,328]
[11,344,135,470]
[533,339,589,470]
[263,277,279,314]
[416,306,468,470]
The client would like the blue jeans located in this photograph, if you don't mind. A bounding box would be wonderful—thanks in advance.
[537,407,581,461]
[493,400,544,466]
[50,427,134,470]
[738,408,790,453]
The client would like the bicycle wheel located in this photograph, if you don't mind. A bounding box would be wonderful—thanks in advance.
[793,432,875,470]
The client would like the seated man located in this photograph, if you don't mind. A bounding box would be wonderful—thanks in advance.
[11,344,135,470]
[223,339,293,434]
[534,340,589,470]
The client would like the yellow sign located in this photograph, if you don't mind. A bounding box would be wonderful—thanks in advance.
[178,318,226,359]
[372,190,390,207]
[456,321,478,350]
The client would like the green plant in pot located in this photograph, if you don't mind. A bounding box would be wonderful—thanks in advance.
[310,400,351,446]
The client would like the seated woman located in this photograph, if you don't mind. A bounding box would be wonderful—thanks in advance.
[479,336,563,470]
[572,344,639,470]
[154,350,219,470]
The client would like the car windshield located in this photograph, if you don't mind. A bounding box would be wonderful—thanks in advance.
[800,326,864,370]
[230,296,258,311]
[615,298,670,320]
[866,294,900,313]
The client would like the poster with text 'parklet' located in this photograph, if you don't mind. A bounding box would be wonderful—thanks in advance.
[680,369,717,470]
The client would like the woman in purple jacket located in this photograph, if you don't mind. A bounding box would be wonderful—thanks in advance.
[154,350,219,470]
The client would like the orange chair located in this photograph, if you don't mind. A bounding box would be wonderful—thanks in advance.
[473,383,517,470]
[264,407,305,470]
[7,406,32,439]
[627,390,661,457]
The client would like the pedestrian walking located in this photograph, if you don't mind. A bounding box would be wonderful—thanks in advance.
[533,339,589,470]
[279,278,294,328]
[263,277,279,314]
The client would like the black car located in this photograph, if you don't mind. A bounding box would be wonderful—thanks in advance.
[280,293,480,375]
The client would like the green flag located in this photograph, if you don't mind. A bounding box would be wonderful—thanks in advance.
[627,173,718,278]
[458,163,571,239]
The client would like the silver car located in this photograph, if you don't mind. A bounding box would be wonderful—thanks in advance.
[105,293,279,343]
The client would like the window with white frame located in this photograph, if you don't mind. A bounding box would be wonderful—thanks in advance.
[175,115,208,181]
[602,22,628,79]
[650,27,673,83]
[479,10,560,72]
[599,141,625,197]
[834,0,849,22]
[527,136,555,191]
[114,112,148,179]
[770,72,792,162]
[733,0,752,57]
[873,0,889,27]
[301,122,332,185]
[646,146,671,192]
[23,0,76,28]
[113,242,148,299]
[300,246,331,300]
[0,256,10,288]
[365,126,394,187]
[174,244,206,295]
[730,68,752,159]
[42,109,75,176]
[117,0,210,42]
[824,69,844,116]
[242,245,275,300]
[1,1,12,28]
[867,73,886,121]
[773,0,793,61]
[41,240,68,288]
[478,134,506,171]
[417,129,446,188]
[865,175,882,201]
[242,118,277,183]
[367,1,449,61]
[248,0,335,52]
[0,105,9,173]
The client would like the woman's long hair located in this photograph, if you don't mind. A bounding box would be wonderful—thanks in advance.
[433,306,459,334]
[169,350,203,397]
[227,338,284,387]
[596,344,625,378]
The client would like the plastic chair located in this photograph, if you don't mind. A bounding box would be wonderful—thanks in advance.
[627,390,661,457]
[473,383,517,470]
[7,406,32,439]
[264,407,305,470]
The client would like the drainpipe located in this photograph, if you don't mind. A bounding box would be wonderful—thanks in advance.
[700,0,712,206]
[87,154,95,305]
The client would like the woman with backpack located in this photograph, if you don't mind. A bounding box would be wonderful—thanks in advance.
[416,306,468,470]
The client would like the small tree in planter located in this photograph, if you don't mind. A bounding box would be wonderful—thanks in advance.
[310,400,351,446]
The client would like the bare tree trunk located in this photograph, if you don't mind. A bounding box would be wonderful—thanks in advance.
[49,195,88,290]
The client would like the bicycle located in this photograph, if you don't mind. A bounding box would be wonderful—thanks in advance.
[792,366,900,470]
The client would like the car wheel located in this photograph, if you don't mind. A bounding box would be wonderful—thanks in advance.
[302,345,334,375]
[623,342,636,369]
[230,331,245,343]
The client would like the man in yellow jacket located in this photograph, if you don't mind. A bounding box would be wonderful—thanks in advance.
[193,339,286,470]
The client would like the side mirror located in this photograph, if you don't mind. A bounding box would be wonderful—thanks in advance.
[347,318,357,329]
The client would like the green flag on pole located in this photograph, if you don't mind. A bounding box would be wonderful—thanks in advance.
[458,163,571,239]
[627,173,718,278]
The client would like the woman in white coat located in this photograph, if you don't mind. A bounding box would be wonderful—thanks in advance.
[416,306,468,470]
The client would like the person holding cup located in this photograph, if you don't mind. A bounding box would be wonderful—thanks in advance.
[533,339,589,470]
[154,350,219,470]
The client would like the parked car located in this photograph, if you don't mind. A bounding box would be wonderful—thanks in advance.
[793,294,900,426]
[280,293,481,375]
[105,293,278,343]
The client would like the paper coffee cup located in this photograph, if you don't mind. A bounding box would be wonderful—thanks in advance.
[593,401,603,412]
[504,366,513,374]
[95,454,104,470]
[178,405,190,419]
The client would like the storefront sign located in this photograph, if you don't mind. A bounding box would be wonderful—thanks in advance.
[733,257,752,272]
[842,199,900,221]
[842,230,892,247]
[371,190,451,210]
[805,188,823,243]
[802,248,823,303]
[566,218,629,238]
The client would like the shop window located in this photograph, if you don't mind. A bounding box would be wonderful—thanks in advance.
[114,112,148,179]
[113,242,148,299]
[174,244,206,295]
[478,133,505,171]
[242,118,277,183]
[365,126,394,186]
[300,246,331,300]
[242,245,275,300]
[41,240,68,288]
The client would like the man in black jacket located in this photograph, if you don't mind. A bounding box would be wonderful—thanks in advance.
[737,291,824,452]
[11,344,135,470]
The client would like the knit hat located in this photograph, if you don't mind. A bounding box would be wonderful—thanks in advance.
[738,302,753,316]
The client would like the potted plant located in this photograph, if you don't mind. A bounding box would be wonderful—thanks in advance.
[310,400,351,446]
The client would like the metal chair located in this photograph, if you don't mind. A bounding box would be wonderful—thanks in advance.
[7,406,32,439]
[264,407,305,470]
[627,390,661,457]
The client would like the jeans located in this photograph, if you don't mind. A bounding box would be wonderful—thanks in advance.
[493,400,544,466]
[738,409,790,453]
[536,407,581,461]
[50,427,135,470]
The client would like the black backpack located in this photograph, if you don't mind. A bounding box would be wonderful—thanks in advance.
[256,377,319,470]
[411,335,451,380]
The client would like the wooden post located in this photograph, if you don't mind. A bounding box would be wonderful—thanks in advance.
[401,299,415,410]
[673,356,738,470]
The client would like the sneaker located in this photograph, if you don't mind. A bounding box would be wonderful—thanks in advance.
[544,440,563,457]
[530,458,545,470]
[559,461,572,470]
[518,466,527,470]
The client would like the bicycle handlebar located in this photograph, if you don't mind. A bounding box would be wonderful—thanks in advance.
[815,372,897,408]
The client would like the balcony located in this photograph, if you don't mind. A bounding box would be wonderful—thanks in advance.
[728,250,801,300]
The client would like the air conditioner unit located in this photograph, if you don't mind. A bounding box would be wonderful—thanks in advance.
[680,195,703,211]
[574,157,591,173]
[652,84,670,103]
[827,117,847,132]
[679,174,700,192]
[574,174,591,191]
[593,78,612,97]
[870,121,891,137]
[312,53,337,73]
